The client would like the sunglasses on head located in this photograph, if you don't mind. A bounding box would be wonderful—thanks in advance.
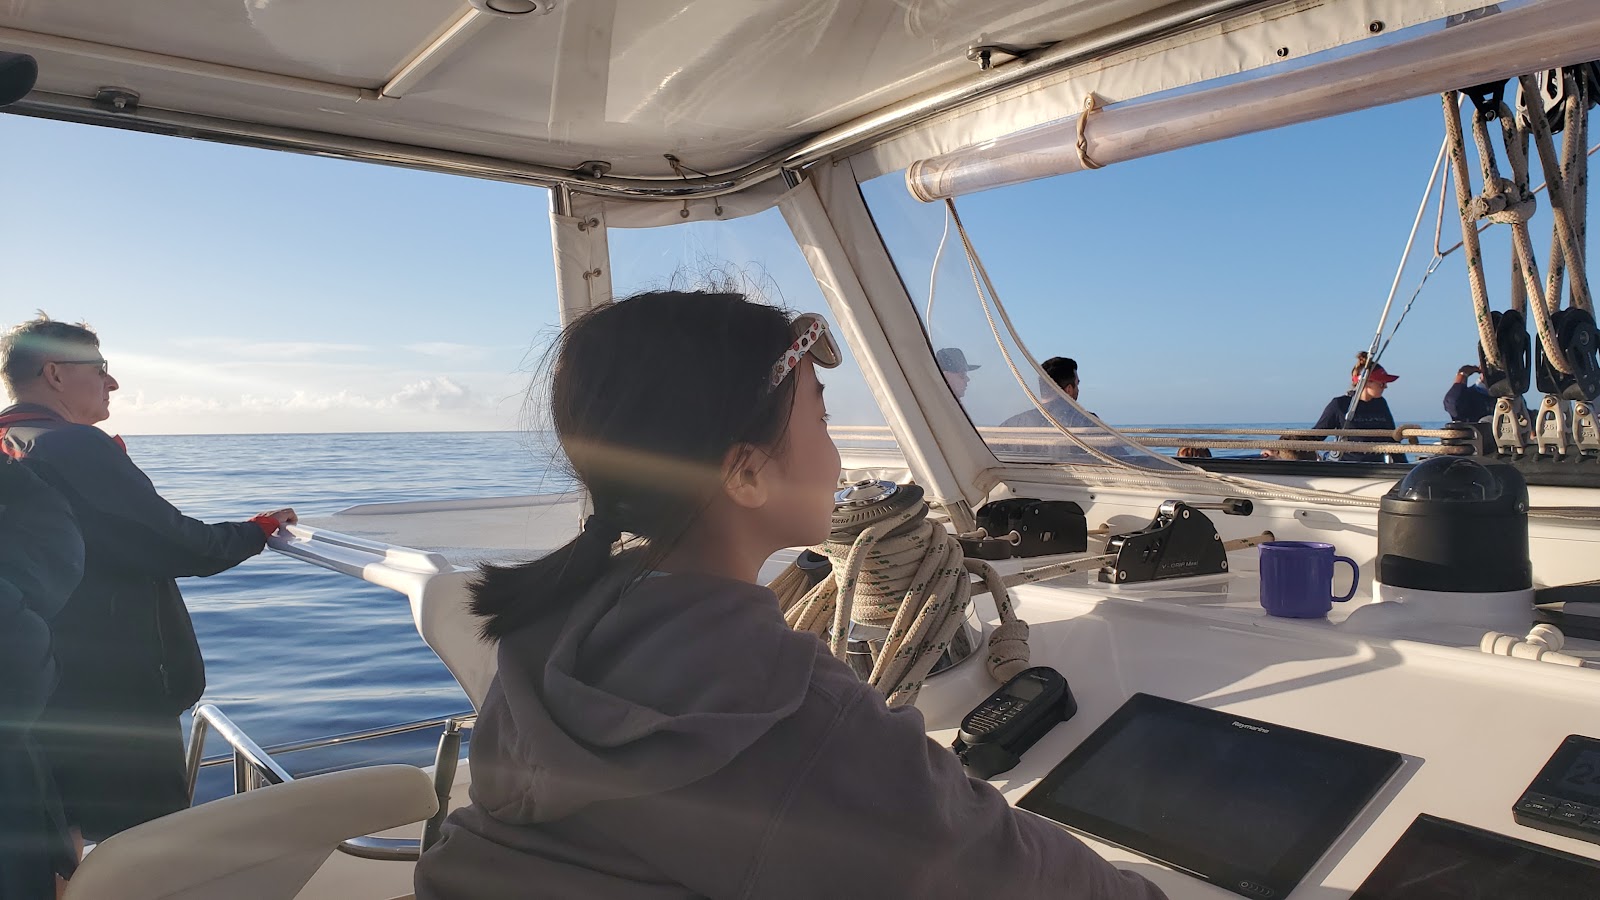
[768,313,841,391]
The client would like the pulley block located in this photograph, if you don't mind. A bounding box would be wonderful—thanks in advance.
[1520,62,1600,134]
[1534,307,1600,402]
[1479,309,1532,397]
[1462,78,1509,121]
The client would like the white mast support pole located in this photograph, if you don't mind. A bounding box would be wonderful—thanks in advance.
[550,185,614,326]
[548,185,615,525]
[780,163,992,528]
[1344,136,1450,428]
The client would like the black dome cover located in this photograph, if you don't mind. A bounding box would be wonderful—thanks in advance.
[1378,458,1530,592]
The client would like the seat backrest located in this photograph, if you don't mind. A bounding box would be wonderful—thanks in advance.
[63,765,438,900]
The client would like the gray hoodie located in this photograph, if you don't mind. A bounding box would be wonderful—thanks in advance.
[414,565,1166,900]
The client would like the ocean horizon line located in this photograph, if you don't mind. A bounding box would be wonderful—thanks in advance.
[118,420,1448,439]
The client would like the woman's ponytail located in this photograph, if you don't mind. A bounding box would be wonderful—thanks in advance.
[471,515,623,639]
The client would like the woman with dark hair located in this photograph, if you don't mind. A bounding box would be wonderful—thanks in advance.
[1311,352,1402,463]
[415,292,1165,900]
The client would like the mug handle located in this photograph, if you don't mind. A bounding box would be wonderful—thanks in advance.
[1332,556,1360,602]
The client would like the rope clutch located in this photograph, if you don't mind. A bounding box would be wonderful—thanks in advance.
[768,480,1030,708]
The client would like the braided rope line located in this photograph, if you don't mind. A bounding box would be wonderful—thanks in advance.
[994,532,1274,590]
[1076,93,1106,171]
[1521,74,1593,316]
[1546,72,1582,312]
[1152,438,1469,456]
[1445,91,1507,372]
[1111,425,1474,439]
[772,489,1029,708]
[1478,102,1570,375]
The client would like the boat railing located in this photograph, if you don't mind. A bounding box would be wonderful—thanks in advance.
[831,423,1478,457]
[183,703,474,860]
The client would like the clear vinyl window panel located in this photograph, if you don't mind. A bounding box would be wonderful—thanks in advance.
[857,91,1600,467]
[607,207,889,449]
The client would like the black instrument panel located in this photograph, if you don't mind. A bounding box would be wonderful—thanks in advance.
[1019,693,1401,899]
[1352,814,1600,899]
[1514,733,1600,845]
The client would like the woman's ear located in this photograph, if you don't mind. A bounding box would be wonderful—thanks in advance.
[720,443,772,511]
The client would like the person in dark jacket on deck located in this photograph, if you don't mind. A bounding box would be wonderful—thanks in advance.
[0,314,297,842]
[1000,356,1085,428]
[0,459,83,899]
[1444,364,1497,423]
[1312,352,1403,463]
[414,293,1165,900]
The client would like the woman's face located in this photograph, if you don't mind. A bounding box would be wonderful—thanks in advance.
[1361,379,1388,400]
[764,360,841,548]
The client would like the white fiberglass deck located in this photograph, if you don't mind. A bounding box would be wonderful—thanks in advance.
[284,479,1600,900]
[290,554,1600,899]
[917,573,1600,898]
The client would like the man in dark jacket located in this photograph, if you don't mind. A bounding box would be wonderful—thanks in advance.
[0,314,296,841]
[0,459,83,898]
[1444,364,1497,423]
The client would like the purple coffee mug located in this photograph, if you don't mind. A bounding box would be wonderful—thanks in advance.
[1259,541,1359,618]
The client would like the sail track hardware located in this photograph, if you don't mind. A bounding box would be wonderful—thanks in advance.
[961,499,1088,561]
[1100,501,1237,585]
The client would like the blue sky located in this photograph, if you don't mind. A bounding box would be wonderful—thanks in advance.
[3,92,1593,434]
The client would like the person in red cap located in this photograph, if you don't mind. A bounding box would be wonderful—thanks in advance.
[1310,351,1401,463]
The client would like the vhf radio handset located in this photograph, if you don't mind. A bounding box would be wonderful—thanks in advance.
[951,666,1076,778]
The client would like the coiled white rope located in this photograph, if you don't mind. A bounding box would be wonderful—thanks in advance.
[770,485,1029,708]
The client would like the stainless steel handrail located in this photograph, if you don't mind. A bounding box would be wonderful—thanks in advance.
[186,704,294,795]
[191,710,473,771]
[184,704,474,861]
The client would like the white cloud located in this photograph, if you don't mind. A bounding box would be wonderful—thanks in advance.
[168,337,372,359]
[119,378,483,414]
[388,377,478,411]
[404,342,492,361]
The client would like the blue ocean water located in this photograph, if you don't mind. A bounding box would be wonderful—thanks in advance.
[122,432,573,790]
